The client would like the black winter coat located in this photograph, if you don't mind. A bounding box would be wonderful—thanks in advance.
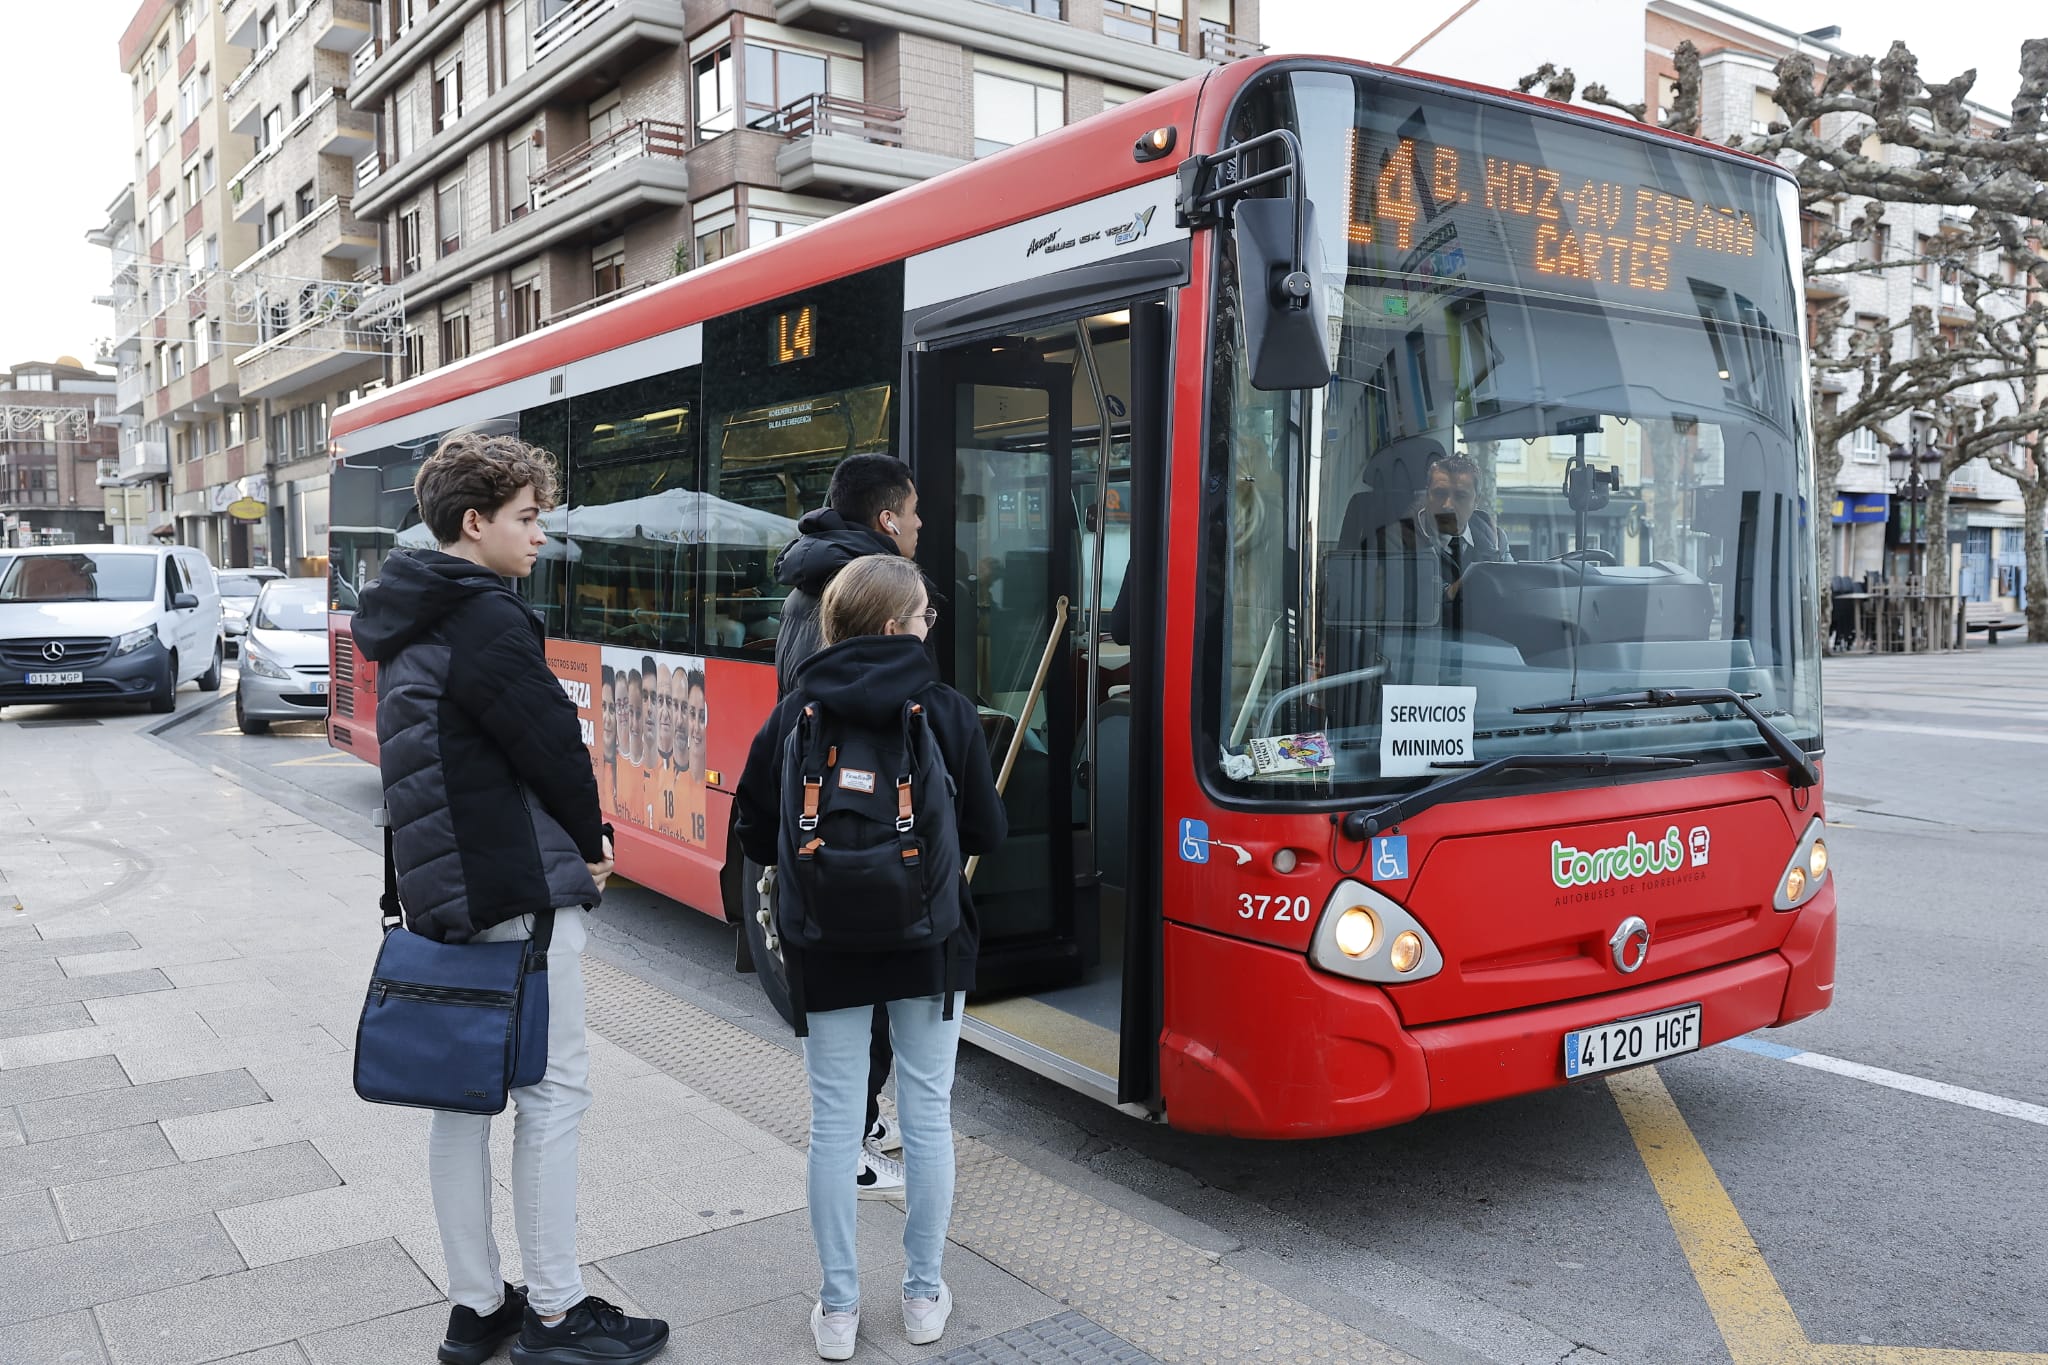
[736,634,1007,1021]
[352,551,604,942]
[772,508,899,697]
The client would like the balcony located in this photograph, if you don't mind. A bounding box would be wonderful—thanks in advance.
[352,0,688,219]
[1198,27,1264,62]
[95,460,124,489]
[234,312,388,401]
[316,92,377,158]
[390,120,687,309]
[116,366,147,416]
[533,118,686,210]
[755,94,964,196]
[775,0,1210,86]
[122,439,169,480]
[232,196,381,279]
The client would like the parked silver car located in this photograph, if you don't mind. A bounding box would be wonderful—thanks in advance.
[234,578,331,734]
[217,567,284,651]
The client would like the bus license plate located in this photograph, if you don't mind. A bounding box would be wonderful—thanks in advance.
[26,671,84,685]
[1564,1004,1702,1079]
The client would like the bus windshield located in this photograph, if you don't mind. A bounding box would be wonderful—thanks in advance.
[1212,68,1821,796]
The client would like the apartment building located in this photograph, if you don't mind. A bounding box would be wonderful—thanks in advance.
[117,0,267,568]
[0,363,123,549]
[221,0,388,574]
[1399,0,2033,601]
[87,183,171,546]
[344,0,1262,382]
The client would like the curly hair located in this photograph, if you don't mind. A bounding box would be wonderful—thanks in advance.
[413,432,561,546]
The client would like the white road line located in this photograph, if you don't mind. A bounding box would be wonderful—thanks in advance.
[1726,1036,2048,1127]
[1828,719,2048,745]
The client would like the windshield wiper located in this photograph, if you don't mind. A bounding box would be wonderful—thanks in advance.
[1339,752,1698,841]
[1513,688,1819,790]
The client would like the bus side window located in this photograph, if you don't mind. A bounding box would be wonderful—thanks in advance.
[563,372,700,652]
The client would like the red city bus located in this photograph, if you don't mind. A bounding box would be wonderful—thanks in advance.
[328,54,1835,1138]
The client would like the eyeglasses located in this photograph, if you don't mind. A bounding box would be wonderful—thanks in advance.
[902,607,939,628]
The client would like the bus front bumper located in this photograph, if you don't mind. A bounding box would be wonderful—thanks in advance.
[1158,889,1837,1140]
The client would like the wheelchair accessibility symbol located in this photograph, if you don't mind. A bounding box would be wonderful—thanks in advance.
[1370,836,1410,882]
[1178,818,1251,866]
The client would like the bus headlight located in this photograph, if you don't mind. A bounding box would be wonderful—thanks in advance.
[1308,882,1443,984]
[1772,818,1830,911]
[1334,908,1377,957]
[1389,931,1425,974]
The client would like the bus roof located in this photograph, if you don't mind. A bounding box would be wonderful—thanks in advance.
[333,53,1787,440]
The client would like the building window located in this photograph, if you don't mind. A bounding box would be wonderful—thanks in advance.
[296,182,317,219]
[503,0,531,82]
[394,85,417,159]
[258,7,277,47]
[592,238,626,297]
[1915,234,1935,286]
[183,160,203,209]
[744,43,828,125]
[1101,83,1145,109]
[401,329,426,380]
[197,65,211,108]
[436,176,464,255]
[694,45,735,139]
[972,57,1064,157]
[179,74,200,125]
[696,222,734,268]
[1750,88,1782,136]
[506,127,538,219]
[398,209,424,275]
[432,50,465,132]
[511,267,543,336]
[204,234,220,269]
[201,150,215,190]
[169,343,186,379]
[265,204,288,243]
[261,106,284,150]
[1103,0,1183,49]
[984,0,1061,15]
[291,80,311,120]
[588,89,623,142]
[440,312,472,364]
[747,213,816,245]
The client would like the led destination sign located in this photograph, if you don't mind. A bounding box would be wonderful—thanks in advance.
[1341,103,1779,302]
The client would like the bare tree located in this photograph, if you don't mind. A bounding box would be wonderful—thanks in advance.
[1523,37,2048,641]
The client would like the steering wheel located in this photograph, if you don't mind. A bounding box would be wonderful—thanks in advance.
[1557,548,1618,566]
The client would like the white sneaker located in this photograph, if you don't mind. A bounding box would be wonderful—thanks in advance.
[866,1113,901,1154]
[811,1302,858,1361]
[856,1146,905,1200]
[902,1282,952,1346]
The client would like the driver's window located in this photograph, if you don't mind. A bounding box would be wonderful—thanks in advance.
[163,556,185,608]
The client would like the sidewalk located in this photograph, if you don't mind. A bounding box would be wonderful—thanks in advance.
[0,699,1423,1365]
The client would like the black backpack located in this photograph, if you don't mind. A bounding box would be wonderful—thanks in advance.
[775,698,962,953]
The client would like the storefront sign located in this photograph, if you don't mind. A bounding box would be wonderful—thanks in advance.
[227,497,267,521]
[1831,493,1888,524]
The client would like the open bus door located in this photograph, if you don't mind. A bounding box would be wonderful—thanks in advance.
[911,301,1168,1113]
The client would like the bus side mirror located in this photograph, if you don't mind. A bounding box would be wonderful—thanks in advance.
[1235,197,1335,392]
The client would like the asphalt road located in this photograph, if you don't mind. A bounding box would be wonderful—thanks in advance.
[15,645,2044,1365]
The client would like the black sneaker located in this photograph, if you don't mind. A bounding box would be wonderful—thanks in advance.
[440,1283,527,1365]
[509,1296,670,1365]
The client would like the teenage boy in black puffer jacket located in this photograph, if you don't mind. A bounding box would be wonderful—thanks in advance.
[353,433,669,1365]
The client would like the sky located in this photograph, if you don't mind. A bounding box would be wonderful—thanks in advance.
[0,0,2037,374]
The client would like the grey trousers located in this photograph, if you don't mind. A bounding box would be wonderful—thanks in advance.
[427,909,592,1317]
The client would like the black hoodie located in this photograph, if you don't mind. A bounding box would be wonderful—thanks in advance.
[772,508,899,697]
[735,633,1007,1020]
[353,550,603,942]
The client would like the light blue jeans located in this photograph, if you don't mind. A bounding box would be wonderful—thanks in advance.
[802,993,964,1312]
[428,910,593,1317]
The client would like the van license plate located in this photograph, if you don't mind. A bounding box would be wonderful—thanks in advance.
[26,671,84,685]
[1564,1004,1702,1079]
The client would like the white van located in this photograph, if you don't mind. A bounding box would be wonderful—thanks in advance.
[0,544,226,716]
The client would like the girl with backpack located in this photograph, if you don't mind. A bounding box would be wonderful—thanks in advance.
[734,554,1007,1360]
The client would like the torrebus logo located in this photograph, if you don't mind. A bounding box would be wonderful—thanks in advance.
[1552,827,1690,889]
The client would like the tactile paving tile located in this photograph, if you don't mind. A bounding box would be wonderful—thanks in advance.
[930,1310,1161,1364]
[581,959,1417,1365]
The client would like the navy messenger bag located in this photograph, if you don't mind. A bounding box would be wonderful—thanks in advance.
[353,820,550,1115]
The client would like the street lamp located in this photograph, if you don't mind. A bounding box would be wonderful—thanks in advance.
[1888,442,1935,583]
